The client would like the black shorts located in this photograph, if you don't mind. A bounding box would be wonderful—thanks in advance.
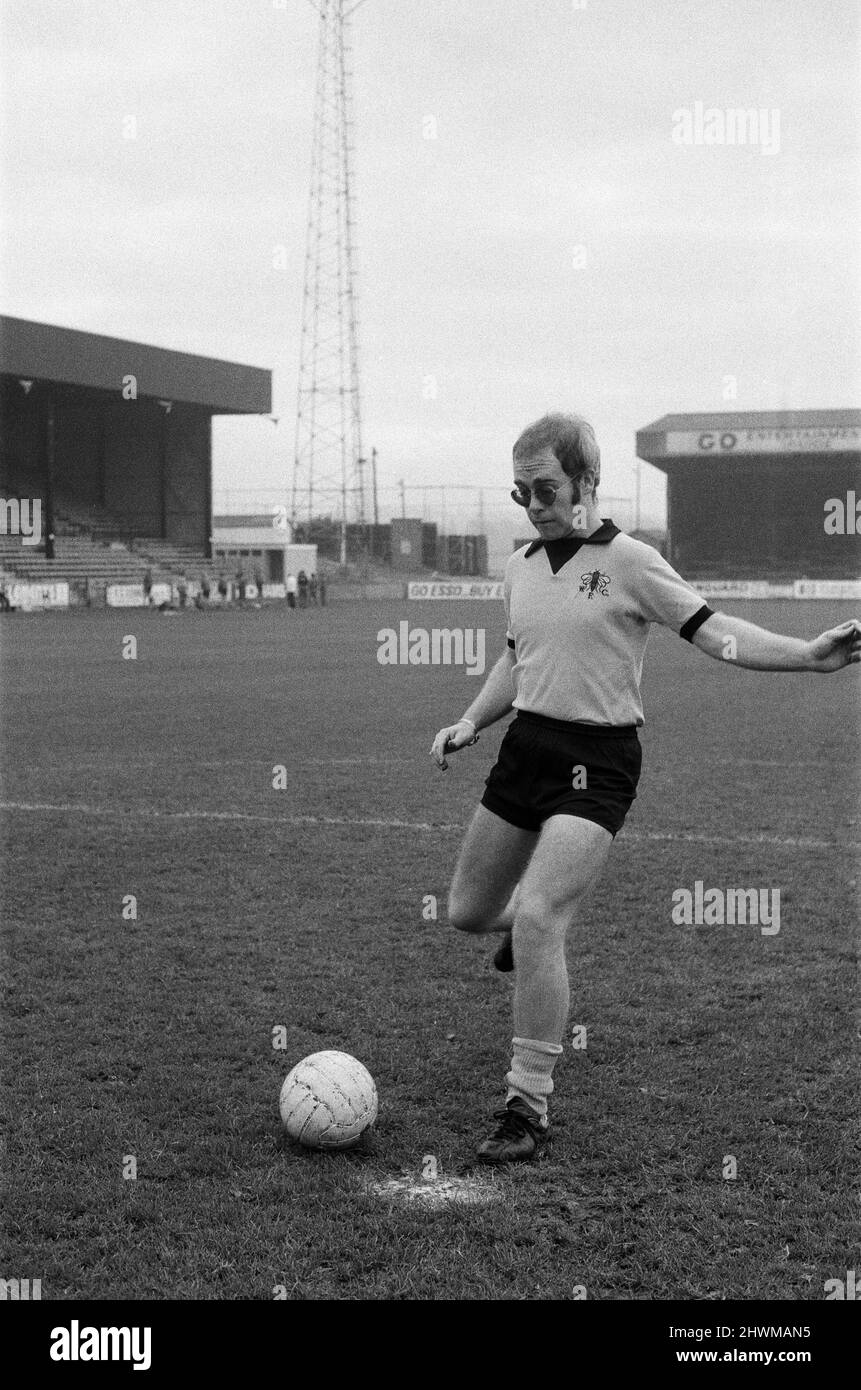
[480,710,642,838]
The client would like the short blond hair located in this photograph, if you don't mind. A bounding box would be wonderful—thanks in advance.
[513,413,601,494]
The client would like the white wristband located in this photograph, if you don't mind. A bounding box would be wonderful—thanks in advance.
[458,718,477,731]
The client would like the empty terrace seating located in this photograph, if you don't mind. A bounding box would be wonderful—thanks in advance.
[0,535,170,585]
[132,539,225,584]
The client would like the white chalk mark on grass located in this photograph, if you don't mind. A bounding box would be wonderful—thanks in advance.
[0,802,853,851]
[366,1175,502,1208]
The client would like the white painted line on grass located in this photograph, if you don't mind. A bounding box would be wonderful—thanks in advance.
[0,801,463,832]
[625,828,850,851]
[57,755,417,770]
[0,800,854,851]
[12,755,849,773]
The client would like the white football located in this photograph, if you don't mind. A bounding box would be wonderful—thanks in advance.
[279,1050,378,1149]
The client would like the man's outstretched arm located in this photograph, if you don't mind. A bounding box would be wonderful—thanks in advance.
[430,645,516,770]
[691,613,861,672]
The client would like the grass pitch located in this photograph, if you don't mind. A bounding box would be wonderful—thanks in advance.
[1,599,858,1299]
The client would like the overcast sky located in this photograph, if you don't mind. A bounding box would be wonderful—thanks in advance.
[2,0,858,556]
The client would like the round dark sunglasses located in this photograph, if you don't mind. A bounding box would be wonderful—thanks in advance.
[510,479,572,508]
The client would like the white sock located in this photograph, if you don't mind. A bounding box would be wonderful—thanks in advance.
[505,1036,563,1120]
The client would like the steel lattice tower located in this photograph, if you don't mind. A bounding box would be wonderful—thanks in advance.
[292,0,367,565]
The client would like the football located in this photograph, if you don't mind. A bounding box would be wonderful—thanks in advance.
[279,1050,378,1149]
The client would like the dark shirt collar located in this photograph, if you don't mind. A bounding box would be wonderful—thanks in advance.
[524,519,620,569]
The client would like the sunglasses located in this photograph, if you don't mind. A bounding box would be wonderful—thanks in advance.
[510,479,572,508]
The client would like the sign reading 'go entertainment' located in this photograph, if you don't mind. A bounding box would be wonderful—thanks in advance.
[664,427,861,456]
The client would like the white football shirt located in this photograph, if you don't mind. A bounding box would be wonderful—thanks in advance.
[504,520,713,727]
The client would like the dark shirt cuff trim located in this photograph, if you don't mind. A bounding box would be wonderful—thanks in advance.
[680,604,714,643]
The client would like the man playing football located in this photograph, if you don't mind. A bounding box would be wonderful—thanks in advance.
[430,412,861,1165]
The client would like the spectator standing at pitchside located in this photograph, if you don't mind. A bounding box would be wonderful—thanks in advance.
[309,572,318,605]
[217,572,228,604]
[318,573,327,607]
[286,573,297,611]
[297,569,309,608]
[143,567,153,605]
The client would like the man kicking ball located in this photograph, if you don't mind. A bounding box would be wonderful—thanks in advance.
[430,412,860,1165]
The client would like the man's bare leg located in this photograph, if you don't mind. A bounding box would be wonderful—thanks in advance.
[477,815,613,1164]
[511,815,612,1043]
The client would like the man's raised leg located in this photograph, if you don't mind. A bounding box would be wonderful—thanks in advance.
[447,804,537,936]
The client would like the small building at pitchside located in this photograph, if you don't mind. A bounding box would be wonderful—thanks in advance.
[212,514,317,587]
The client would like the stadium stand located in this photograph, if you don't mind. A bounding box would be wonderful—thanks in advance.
[0,316,272,599]
[637,409,861,580]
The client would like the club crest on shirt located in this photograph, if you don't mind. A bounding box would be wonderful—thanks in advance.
[579,570,611,598]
